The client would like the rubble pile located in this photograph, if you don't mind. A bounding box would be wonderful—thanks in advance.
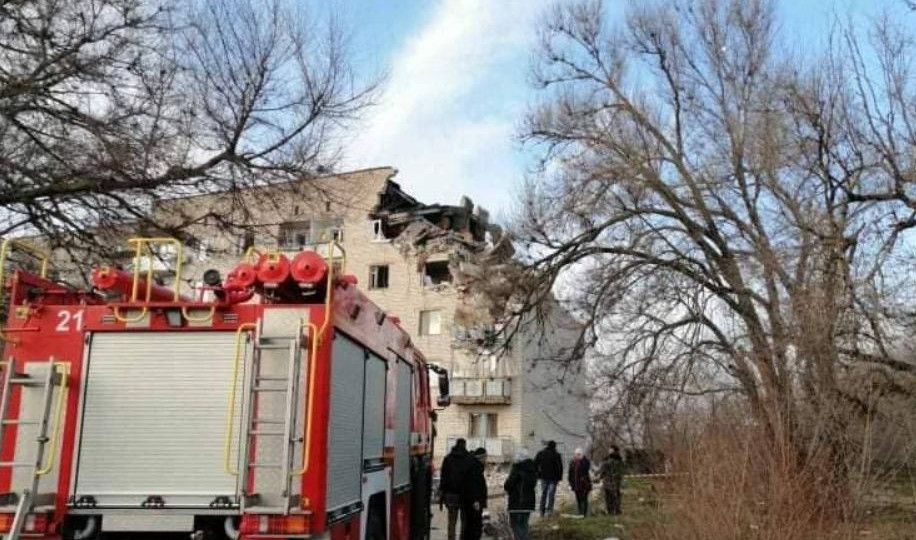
[369,180,523,343]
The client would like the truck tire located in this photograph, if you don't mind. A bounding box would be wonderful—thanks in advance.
[61,516,100,540]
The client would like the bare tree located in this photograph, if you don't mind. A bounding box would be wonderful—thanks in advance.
[503,0,916,507]
[0,0,375,255]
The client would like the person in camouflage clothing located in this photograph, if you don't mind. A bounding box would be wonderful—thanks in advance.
[599,446,625,515]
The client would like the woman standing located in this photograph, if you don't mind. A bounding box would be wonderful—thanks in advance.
[568,448,592,516]
[504,449,537,540]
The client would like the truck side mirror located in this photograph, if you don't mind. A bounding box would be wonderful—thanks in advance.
[437,372,450,407]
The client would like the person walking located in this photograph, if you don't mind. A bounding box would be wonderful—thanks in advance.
[599,445,624,515]
[440,439,472,540]
[534,440,563,517]
[568,448,592,517]
[462,447,488,540]
[504,449,537,540]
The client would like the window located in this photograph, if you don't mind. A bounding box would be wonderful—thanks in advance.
[419,310,442,336]
[469,413,498,438]
[278,218,344,249]
[369,265,389,289]
[313,217,344,243]
[155,243,178,260]
[279,221,312,250]
[236,231,255,255]
[423,260,451,286]
[196,240,210,262]
[370,219,388,242]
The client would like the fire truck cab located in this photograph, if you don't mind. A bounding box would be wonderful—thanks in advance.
[0,238,447,540]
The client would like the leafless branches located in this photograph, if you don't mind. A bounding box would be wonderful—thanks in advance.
[0,0,375,254]
[498,0,916,495]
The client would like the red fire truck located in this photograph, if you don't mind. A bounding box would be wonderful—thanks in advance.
[0,238,448,540]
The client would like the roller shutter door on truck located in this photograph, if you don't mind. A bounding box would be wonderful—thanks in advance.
[325,333,366,513]
[73,332,244,508]
[393,359,412,489]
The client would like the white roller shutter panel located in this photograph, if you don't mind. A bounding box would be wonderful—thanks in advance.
[75,332,243,507]
[325,333,366,512]
[393,360,412,488]
[362,354,387,462]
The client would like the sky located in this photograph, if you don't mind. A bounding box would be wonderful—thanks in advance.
[308,0,913,221]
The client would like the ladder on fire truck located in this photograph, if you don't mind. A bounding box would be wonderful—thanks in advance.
[238,321,306,514]
[0,360,67,540]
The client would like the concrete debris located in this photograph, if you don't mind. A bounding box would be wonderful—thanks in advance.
[370,180,521,334]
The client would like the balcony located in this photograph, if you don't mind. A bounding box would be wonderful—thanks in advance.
[450,378,511,405]
[446,437,515,462]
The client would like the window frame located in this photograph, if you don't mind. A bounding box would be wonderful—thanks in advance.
[236,231,256,255]
[278,220,313,250]
[423,260,452,286]
[418,309,442,336]
[369,264,390,289]
[468,412,498,438]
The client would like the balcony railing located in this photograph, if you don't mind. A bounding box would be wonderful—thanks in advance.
[450,377,511,405]
[445,437,515,462]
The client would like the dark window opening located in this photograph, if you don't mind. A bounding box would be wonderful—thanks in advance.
[237,231,256,255]
[369,265,389,289]
[423,260,451,286]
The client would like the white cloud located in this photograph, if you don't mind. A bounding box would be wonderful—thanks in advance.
[345,0,553,217]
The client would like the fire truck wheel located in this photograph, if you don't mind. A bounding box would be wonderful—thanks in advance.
[61,516,101,540]
[193,516,235,540]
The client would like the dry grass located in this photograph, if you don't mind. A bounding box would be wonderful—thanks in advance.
[653,424,841,539]
[532,424,916,540]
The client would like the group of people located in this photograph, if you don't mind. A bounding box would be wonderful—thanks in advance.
[564,444,625,517]
[439,439,626,540]
[439,439,489,540]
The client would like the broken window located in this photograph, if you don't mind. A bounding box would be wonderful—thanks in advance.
[419,309,442,336]
[370,219,387,242]
[423,260,451,286]
[369,265,389,289]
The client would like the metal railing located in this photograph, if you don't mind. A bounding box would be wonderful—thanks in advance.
[0,238,51,342]
[112,237,185,323]
[450,377,512,404]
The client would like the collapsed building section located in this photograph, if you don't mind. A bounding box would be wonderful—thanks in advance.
[369,181,519,345]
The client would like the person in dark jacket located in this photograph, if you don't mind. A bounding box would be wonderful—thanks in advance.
[461,447,488,540]
[440,439,471,540]
[568,448,592,516]
[534,440,563,516]
[504,449,537,540]
[599,446,625,515]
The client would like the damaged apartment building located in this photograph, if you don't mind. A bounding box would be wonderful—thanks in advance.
[52,167,589,463]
